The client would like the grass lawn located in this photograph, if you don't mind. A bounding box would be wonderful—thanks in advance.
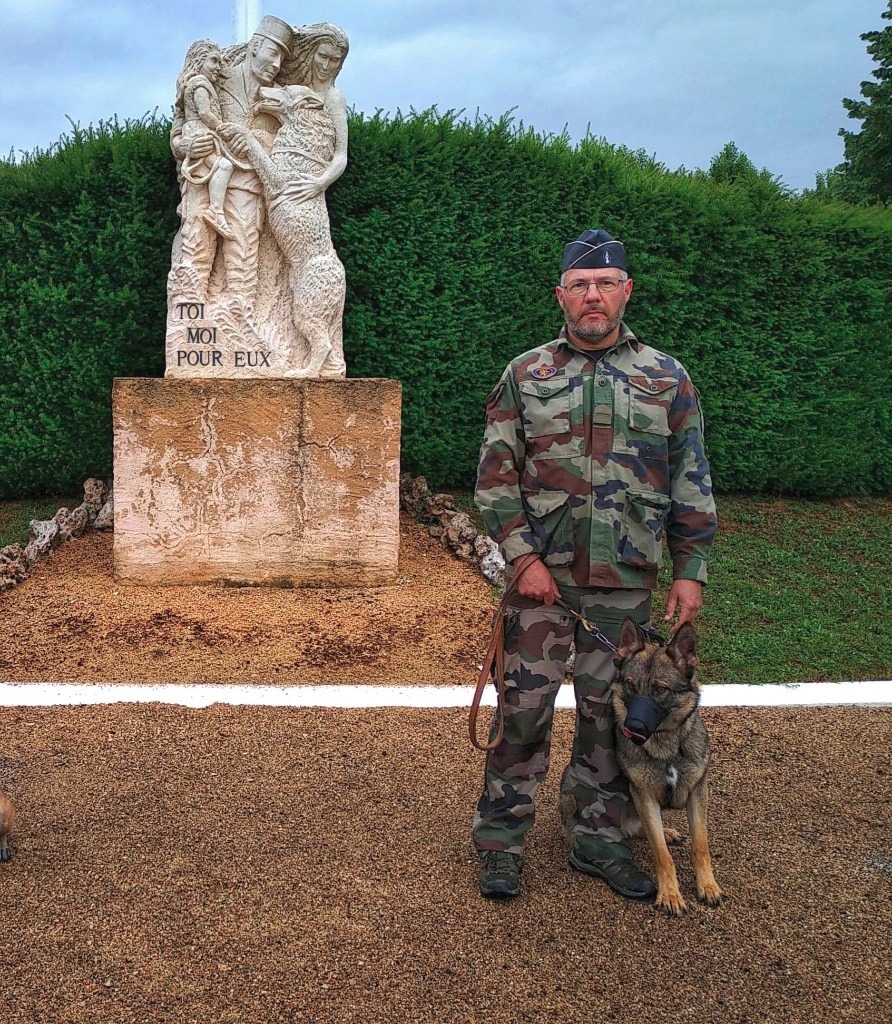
[672,495,892,684]
[2,492,890,684]
[0,495,83,549]
[451,490,892,684]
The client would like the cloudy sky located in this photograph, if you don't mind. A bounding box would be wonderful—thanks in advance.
[0,0,884,191]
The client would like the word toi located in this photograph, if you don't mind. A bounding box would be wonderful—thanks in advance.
[176,302,207,320]
[176,350,272,368]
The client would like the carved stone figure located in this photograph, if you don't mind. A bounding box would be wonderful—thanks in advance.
[165,17,350,380]
[177,40,238,244]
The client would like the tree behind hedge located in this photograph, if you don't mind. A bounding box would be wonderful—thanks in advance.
[837,1,892,203]
[1,110,890,498]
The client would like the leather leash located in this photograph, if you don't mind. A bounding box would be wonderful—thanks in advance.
[468,581,517,751]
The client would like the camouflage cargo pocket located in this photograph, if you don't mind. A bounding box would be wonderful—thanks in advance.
[613,376,676,459]
[524,491,575,567]
[519,377,584,459]
[618,489,671,568]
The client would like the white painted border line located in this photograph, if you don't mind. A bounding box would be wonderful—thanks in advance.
[699,682,891,707]
[0,681,889,709]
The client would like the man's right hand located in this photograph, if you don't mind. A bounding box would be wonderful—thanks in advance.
[183,131,216,160]
[218,123,250,156]
[512,556,561,606]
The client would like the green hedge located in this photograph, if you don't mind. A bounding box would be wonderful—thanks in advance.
[1,111,890,497]
[0,118,178,496]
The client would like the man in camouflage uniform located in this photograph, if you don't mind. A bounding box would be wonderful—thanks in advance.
[473,229,717,900]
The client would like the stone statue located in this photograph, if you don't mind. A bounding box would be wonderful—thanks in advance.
[165,16,350,380]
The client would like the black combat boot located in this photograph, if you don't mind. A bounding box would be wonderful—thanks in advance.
[478,850,522,899]
[568,841,656,900]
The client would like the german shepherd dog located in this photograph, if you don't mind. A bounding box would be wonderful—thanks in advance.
[612,618,722,915]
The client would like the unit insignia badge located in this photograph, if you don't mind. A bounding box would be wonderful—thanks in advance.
[531,366,558,379]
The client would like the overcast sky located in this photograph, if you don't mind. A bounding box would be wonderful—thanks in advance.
[0,0,884,191]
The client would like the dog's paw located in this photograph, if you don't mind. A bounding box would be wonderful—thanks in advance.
[663,827,683,846]
[697,880,723,907]
[655,887,687,917]
[0,846,11,863]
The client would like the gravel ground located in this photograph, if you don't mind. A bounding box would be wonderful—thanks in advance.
[0,524,889,1023]
[0,522,494,685]
[0,705,888,1024]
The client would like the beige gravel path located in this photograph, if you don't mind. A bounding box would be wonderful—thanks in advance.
[0,704,889,1024]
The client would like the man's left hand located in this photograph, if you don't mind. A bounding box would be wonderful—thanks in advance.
[663,580,703,632]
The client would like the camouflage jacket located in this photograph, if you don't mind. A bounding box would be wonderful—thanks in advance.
[475,324,717,590]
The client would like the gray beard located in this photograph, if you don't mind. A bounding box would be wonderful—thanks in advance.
[564,307,622,343]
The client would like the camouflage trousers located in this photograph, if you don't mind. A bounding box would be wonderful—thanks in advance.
[472,586,651,858]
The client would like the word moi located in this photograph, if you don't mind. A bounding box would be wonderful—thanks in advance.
[175,302,272,369]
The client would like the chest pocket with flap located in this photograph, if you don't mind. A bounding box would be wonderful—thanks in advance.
[614,375,677,458]
[518,376,584,459]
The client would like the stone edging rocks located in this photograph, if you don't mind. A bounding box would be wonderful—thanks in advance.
[399,474,506,588]
[0,479,113,594]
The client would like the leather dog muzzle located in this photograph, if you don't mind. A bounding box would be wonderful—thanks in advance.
[622,695,666,745]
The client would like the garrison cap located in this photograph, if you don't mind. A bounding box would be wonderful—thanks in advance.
[253,15,294,55]
[561,229,628,274]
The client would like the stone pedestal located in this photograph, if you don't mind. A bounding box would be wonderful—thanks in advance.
[112,378,401,586]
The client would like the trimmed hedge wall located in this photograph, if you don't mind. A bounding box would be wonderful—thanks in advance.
[0,119,177,496]
[1,111,890,498]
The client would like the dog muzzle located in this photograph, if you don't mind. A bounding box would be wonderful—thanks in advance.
[622,696,666,745]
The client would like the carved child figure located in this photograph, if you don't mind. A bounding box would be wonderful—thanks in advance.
[175,40,239,241]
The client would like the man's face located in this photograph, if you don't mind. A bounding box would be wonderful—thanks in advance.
[555,270,633,348]
[250,38,284,85]
[313,43,342,83]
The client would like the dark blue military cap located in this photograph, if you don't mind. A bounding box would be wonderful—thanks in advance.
[561,229,627,273]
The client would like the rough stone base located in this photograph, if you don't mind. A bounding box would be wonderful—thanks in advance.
[112,378,401,586]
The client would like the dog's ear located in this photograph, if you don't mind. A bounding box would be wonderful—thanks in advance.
[616,616,646,660]
[668,622,699,677]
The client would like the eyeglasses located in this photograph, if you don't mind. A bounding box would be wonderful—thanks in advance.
[560,277,626,297]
